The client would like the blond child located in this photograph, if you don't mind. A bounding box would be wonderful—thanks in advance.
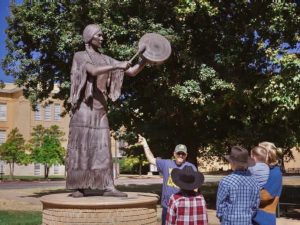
[253,142,282,225]
[248,146,270,188]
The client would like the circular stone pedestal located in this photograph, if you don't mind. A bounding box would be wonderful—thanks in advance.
[40,192,159,225]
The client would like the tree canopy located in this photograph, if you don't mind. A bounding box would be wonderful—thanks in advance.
[0,128,29,179]
[2,1,300,166]
[30,125,65,178]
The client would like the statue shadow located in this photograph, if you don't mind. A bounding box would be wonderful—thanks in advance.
[20,189,71,198]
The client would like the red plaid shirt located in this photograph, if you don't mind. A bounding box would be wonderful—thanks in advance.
[166,192,208,225]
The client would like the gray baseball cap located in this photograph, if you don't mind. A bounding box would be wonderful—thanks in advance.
[174,144,188,154]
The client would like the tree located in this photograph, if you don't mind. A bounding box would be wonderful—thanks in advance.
[0,128,29,179]
[30,125,65,178]
[119,144,148,175]
[3,1,300,165]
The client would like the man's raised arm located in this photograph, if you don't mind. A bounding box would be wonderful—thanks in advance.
[138,134,156,165]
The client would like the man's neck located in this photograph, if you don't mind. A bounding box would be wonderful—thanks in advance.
[175,161,185,166]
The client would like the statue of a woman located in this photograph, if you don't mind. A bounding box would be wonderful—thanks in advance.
[66,24,147,197]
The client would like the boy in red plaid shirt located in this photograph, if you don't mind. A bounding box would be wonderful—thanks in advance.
[166,166,208,225]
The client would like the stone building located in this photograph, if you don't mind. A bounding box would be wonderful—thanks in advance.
[0,83,69,177]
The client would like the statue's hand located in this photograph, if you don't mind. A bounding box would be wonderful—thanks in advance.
[116,61,131,70]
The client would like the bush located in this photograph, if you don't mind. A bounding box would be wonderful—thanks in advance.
[119,156,149,174]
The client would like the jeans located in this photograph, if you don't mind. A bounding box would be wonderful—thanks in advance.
[161,206,167,225]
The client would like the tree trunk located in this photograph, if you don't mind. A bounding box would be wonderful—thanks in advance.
[9,162,14,180]
[281,148,290,173]
[139,161,142,176]
[280,155,285,172]
[185,143,199,169]
[44,164,49,179]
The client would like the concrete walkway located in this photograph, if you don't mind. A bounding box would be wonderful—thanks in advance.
[207,210,300,225]
[0,175,299,224]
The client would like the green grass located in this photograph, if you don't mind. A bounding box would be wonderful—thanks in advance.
[0,211,41,225]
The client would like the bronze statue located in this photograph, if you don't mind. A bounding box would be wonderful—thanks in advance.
[66,24,147,197]
[66,24,171,198]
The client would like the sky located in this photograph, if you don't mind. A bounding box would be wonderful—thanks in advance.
[0,0,14,83]
[0,0,23,83]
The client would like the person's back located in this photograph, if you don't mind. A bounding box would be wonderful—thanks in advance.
[217,171,260,224]
[167,192,207,225]
[217,146,260,225]
[166,166,207,225]
[248,146,270,188]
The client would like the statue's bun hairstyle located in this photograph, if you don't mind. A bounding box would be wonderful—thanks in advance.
[83,24,101,43]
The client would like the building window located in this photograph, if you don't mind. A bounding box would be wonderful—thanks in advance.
[34,163,41,175]
[0,103,7,121]
[54,104,61,121]
[44,105,51,121]
[53,165,59,175]
[0,130,6,144]
[34,104,42,121]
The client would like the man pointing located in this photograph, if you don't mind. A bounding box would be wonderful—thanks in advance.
[138,135,197,225]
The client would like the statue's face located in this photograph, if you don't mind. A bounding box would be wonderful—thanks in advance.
[90,31,104,48]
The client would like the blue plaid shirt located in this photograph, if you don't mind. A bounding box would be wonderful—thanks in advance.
[216,170,260,225]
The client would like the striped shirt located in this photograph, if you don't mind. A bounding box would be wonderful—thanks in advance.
[248,162,270,188]
[166,192,208,225]
[216,170,260,225]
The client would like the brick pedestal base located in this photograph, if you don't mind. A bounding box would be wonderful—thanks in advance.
[40,192,159,225]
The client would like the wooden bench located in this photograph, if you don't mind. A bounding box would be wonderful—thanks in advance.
[277,185,300,217]
[277,202,300,217]
[286,168,300,174]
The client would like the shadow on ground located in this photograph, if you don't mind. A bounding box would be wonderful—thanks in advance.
[22,189,71,198]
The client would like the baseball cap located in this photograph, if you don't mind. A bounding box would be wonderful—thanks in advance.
[174,144,188,154]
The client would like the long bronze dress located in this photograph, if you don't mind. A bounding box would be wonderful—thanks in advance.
[66,49,124,190]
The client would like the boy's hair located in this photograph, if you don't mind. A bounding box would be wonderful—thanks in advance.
[251,146,268,163]
[233,164,248,170]
[258,141,279,166]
